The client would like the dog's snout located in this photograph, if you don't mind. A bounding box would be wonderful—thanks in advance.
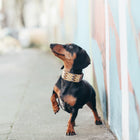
[50,44,57,49]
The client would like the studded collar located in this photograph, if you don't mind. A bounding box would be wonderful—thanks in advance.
[62,70,83,83]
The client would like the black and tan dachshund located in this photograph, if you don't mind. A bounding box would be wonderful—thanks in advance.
[50,43,102,136]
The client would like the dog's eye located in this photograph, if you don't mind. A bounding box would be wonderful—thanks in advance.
[69,46,73,49]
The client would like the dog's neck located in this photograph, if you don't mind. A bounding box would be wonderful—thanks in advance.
[63,63,82,74]
[63,66,82,74]
[69,68,82,74]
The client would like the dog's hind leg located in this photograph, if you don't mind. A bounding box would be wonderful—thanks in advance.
[66,109,78,136]
[86,91,102,125]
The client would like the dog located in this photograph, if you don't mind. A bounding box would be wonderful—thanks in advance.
[50,43,102,136]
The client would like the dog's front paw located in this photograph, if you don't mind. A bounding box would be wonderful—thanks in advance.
[66,123,76,136]
[53,104,60,114]
[66,129,76,136]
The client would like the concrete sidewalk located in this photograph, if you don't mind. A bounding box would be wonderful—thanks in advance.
[0,48,115,140]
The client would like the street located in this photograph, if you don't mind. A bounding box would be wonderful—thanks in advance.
[0,48,115,140]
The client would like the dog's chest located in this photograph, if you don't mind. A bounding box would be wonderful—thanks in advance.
[58,95,76,113]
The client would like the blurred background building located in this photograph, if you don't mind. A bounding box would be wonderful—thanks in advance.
[0,0,77,50]
[0,0,140,140]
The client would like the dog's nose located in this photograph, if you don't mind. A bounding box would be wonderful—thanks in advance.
[50,44,57,49]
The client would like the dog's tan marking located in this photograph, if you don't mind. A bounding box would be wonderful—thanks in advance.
[63,95,76,106]
[63,53,76,72]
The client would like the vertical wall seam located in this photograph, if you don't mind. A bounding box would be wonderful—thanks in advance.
[105,0,110,125]
[118,0,129,140]
[88,0,94,85]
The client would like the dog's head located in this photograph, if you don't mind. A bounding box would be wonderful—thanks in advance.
[50,43,90,71]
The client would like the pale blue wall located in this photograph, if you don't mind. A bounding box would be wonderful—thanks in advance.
[62,0,140,140]
[74,0,90,52]
[126,2,140,139]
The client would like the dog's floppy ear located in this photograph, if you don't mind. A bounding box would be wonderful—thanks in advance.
[73,49,90,70]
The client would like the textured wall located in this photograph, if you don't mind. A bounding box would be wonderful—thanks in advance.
[58,0,140,140]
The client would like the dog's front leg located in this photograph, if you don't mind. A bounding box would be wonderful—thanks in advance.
[66,109,78,136]
[51,91,60,114]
